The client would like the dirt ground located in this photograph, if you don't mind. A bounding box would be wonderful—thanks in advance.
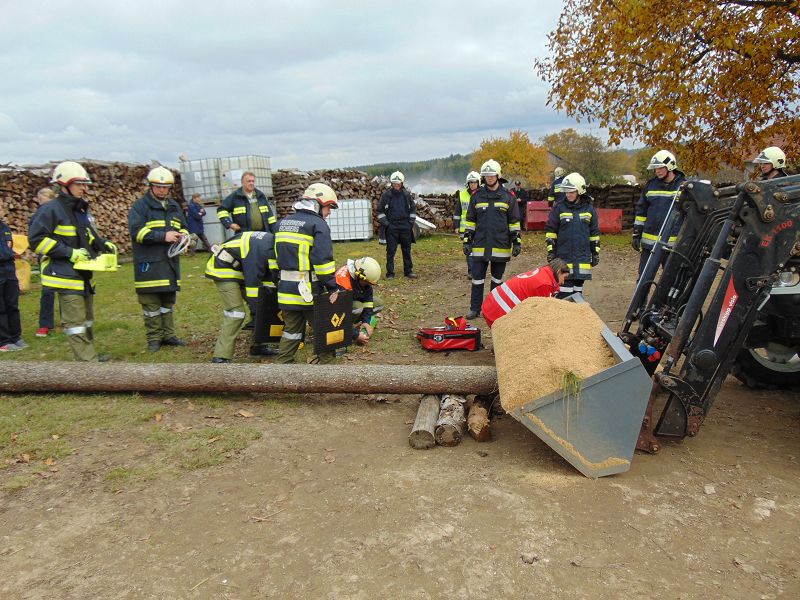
[1,238,799,599]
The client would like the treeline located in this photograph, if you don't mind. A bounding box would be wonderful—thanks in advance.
[352,153,473,182]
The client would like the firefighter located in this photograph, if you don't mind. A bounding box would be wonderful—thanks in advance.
[217,171,277,234]
[377,171,417,279]
[547,167,566,207]
[128,166,190,352]
[334,256,384,345]
[453,171,480,279]
[28,161,115,361]
[463,159,521,319]
[274,183,339,364]
[632,150,686,276]
[481,259,570,328]
[205,231,278,363]
[511,180,529,230]
[545,172,600,298]
[753,146,788,180]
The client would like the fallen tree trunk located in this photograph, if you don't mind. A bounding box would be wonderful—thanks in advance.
[0,361,498,395]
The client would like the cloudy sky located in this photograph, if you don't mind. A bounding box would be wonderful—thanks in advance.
[0,0,602,171]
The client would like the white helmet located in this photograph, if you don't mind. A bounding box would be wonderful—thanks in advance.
[554,166,566,178]
[51,161,91,186]
[753,146,786,169]
[352,256,381,285]
[560,172,587,195]
[480,159,502,178]
[304,182,338,207]
[466,171,480,184]
[147,166,175,185]
[390,171,405,184]
[647,150,677,171]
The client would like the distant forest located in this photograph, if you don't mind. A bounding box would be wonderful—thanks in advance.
[352,153,473,182]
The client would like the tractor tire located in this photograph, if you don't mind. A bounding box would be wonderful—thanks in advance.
[732,345,800,390]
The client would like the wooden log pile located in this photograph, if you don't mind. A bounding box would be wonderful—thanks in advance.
[272,169,452,233]
[0,161,184,256]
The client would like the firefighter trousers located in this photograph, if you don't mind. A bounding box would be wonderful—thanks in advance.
[59,292,96,361]
[213,281,246,360]
[469,261,506,313]
[137,292,177,342]
[276,307,334,365]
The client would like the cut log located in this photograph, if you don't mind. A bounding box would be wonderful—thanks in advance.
[0,361,498,395]
[435,394,466,447]
[408,394,440,449]
[467,403,491,442]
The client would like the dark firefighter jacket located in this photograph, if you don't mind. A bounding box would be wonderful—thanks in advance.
[28,191,108,294]
[218,187,277,232]
[128,192,189,294]
[464,184,521,262]
[335,264,375,327]
[634,170,686,248]
[0,220,16,280]
[204,231,277,304]
[377,188,416,231]
[547,175,565,206]
[274,209,337,310]
[545,195,600,281]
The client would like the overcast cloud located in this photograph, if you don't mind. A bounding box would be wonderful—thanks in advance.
[0,0,602,170]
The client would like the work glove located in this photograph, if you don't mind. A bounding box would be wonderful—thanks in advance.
[591,254,600,267]
[512,242,522,258]
[631,225,643,253]
[547,252,555,263]
[69,248,90,263]
[463,243,472,257]
[104,240,118,253]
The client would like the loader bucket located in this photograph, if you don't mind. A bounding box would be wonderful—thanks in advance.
[508,298,652,478]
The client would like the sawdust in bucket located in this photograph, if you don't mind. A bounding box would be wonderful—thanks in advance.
[491,297,617,413]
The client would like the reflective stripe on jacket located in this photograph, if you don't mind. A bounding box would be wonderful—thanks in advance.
[128,192,188,294]
[205,231,277,299]
[545,196,599,281]
[453,188,472,234]
[275,209,337,309]
[464,185,520,262]
[218,188,277,233]
[634,171,685,247]
[27,191,106,294]
[481,266,559,327]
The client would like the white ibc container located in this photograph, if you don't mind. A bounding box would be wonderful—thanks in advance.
[219,155,273,201]
[328,199,372,241]
[179,158,222,205]
[201,205,227,247]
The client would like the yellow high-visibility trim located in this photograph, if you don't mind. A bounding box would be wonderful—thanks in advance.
[314,261,336,276]
[35,237,57,255]
[241,233,252,258]
[267,215,277,224]
[464,221,476,229]
[245,286,260,298]
[135,227,152,243]
[545,232,558,239]
[475,203,489,209]
[579,212,592,219]
[41,274,85,290]
[145,220,166,228]
[509,223,521,232]
[589,236,600,242]
[232,207,247,215]
[217,209,231,218]
[135,279,171,288]
[278,292,312,306]
[205,266,244,279]
[634,216,647,224]
[642,232,659,241]
[276,232,313,243]
[559,212,573,219]
[54,225,76,236]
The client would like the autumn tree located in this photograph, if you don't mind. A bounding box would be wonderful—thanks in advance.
[535,0,800,172]
[540,128,625,184]
[472,130,551,186]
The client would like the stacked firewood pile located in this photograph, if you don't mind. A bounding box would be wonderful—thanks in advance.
[0,161,184,255]
[272,169,451,232]
[527,184,642,229]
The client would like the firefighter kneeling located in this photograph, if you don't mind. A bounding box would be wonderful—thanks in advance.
[334,256,383,345]
[205,231,277,363]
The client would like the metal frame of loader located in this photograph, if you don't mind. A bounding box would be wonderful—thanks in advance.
[619,174,800,453]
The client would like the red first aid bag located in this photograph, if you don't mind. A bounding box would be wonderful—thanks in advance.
[416,316,482,352]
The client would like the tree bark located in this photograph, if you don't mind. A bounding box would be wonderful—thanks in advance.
[408,395,440,449]
[435,394,467,446]
[0,361,498,395]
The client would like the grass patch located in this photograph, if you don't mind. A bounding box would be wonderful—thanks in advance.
[105,464,164,490]
[146,426,262,470]
[2,474,34,493]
